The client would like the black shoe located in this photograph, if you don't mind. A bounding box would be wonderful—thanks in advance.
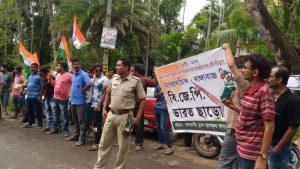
[65,136,79,141]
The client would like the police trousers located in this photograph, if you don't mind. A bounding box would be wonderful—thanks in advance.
[94,111,130,169]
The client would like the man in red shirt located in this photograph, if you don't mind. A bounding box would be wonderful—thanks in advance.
[223,44,275,169]
[130,65,157,151]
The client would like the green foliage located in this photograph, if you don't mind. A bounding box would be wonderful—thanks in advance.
[0,0,299,73]
[253,43,273,60]
[228,7,258,44]
[159,0,185,33]
[149,30,201,65]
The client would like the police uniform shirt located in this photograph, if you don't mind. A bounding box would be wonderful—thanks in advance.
[107,74,146,111]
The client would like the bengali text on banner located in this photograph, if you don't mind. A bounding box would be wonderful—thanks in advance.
[155,48,236,135]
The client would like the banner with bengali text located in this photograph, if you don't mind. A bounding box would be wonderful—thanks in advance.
[155,48,235,135]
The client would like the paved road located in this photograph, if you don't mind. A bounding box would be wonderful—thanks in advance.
[0,114,218,169]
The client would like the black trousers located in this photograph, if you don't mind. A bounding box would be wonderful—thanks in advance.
[134,108,144,146]
[93,108,102,144]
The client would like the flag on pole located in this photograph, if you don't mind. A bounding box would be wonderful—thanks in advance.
[18,42,39,79]
[58,36,72,71]
[72,15,89,49]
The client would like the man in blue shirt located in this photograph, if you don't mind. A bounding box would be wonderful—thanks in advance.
[22,63,44,130]
[65,59,92,146]
[153,84,174,155]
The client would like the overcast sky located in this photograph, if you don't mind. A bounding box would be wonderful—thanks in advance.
[180,0,209,26]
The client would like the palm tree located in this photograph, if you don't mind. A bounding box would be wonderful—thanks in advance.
[51,0,160,66]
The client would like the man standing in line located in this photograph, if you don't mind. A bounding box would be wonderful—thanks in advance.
[130,64,157,151]
[88,64,109,151]
[0,64,13,115]
[267,66,300,169]
[219,44,249,169]
[86,68,94,137]
[39,66,55,132]
[223,50,275,168]
[49,63,72,136]
[65,59,92,146]
[94,58,146,169]
[22,63,44,130]
[11,66,24,119]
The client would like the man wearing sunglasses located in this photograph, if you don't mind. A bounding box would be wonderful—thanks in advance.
[88,64,109,151]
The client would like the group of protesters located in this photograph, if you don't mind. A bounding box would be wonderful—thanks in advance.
[218,43,300,169]
[0,57,175,169]
[1,42,299,169]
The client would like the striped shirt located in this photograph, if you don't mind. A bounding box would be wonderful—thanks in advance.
[236,81,275,161]
[26,73,44,99]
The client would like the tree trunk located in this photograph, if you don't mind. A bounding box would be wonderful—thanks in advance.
[38,14,47,59]
[49,1,57,66]
[245,0,300,74]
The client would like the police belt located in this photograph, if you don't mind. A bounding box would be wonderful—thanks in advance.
[110,109,131,115]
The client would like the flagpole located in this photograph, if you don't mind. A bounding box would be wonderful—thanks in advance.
[51,54,58,71]
[30,1,35,53]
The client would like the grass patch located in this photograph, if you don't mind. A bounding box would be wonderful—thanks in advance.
[5,93,14,112]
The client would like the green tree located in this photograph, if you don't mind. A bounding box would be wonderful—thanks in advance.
[51,0,159,69]
[245,0,300,73]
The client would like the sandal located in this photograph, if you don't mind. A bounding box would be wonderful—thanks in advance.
[164,148,174,155]
[153,145,165,150]
[88,144,98,151]
[135,145,143,151]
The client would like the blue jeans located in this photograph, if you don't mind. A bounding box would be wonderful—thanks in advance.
[44,98,54,128]
[237,154,255,169]
[53,99,69,132]
[1,90,10,105]
[154,107,172,147]
[218,128,238,169]
[268,144,291,169]
[25,98,42,127]
[13,96,24,112]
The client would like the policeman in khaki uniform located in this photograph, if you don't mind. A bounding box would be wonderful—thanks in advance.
[94,58,146,169]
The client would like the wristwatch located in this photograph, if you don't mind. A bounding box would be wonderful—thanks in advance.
[259,153,267,160]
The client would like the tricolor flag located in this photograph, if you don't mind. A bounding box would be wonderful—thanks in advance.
[18,42,39,79]
[72,15,89,49]
[58,36,72,71]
